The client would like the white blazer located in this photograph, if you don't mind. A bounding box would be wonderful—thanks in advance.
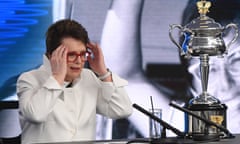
[17,56,133,144]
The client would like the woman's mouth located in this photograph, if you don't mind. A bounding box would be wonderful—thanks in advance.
[70,66,81,72]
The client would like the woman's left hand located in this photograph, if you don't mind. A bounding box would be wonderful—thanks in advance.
[87,42,108,75]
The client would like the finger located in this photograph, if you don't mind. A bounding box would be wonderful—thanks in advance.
[87,42,100,54]
[52,45,61,59]
[62,46,68,60]
[87,42,94,47]
[87,42,97,50]
[57,45,65,58]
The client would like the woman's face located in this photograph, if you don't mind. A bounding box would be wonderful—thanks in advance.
[62,37,87,82]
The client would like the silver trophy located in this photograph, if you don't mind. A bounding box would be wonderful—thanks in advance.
[169,0,238,140]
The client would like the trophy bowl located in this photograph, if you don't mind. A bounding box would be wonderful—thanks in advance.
[169,16,238,57]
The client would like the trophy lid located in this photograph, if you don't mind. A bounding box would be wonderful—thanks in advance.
[185,0,223,31]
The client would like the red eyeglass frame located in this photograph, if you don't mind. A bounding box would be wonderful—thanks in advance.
[66,50,91,62]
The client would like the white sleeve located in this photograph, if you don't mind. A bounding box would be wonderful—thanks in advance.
[96,73,133,119]
[17,74,63,123]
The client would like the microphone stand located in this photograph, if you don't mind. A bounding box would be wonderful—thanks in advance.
[169,102,235,139]
[132,103,186,139]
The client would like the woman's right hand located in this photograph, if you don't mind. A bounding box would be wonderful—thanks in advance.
[50,45,68,85]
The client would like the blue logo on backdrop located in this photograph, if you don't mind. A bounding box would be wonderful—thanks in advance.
[0,0,52,100]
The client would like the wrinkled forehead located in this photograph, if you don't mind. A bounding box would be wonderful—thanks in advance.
[62,37,86,52]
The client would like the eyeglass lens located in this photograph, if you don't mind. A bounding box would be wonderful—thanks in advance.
[67,51,90,62]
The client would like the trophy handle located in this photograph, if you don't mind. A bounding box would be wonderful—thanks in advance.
[169,24,185,55]
[224,23,239,52]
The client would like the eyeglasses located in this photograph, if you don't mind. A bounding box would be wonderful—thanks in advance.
[67,51,91,62]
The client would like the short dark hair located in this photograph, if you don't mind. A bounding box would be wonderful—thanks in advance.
[45,19,90,56]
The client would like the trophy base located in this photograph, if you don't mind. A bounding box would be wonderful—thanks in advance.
[186,103,228,140]
[192,133,221,141]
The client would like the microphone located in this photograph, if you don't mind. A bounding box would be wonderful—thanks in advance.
[132,103,186,138]
[169,102,235,138]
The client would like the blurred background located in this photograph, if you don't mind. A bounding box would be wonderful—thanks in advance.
[1,0,240,143]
